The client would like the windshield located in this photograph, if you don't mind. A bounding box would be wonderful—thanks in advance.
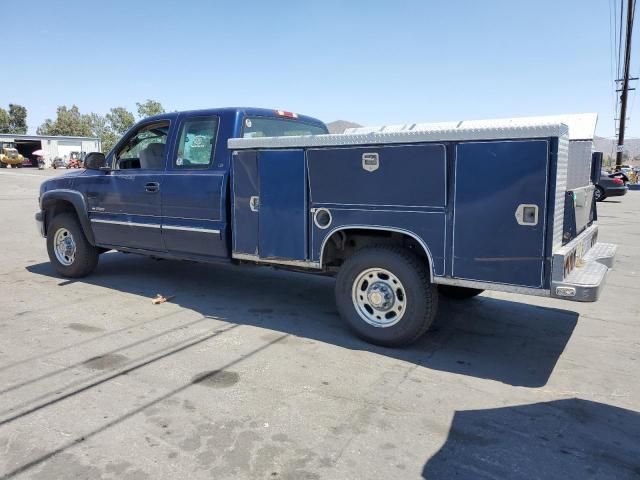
[242,117,327,138]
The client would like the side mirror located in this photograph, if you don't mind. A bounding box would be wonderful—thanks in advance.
[84,152,107,170]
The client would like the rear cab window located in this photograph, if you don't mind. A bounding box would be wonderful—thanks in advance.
[242,117,327,138]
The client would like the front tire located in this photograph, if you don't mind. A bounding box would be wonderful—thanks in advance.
[595,186,606,202]
[335,246,438,347]
[46,212,99,277]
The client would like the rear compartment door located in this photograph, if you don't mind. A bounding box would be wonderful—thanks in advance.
[452,140,549,287]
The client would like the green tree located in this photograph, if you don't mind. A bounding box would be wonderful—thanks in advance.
[86,112,119,153]
[136,99,165,119]
[106,107,135,135]
[8,104,27,134]
[0,108,9,133]
[36,105,92,136]
[36,105,135,153]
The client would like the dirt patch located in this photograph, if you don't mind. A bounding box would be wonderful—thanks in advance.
[68,323,104,333]
[82,353,128,370]
[191,370,240,388]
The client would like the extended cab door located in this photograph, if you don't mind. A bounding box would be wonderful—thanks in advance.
[160,115,228,257]
[85,120,170,251]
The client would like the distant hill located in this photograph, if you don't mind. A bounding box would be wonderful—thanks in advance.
[326,120,362,134]
[593,136,640,160]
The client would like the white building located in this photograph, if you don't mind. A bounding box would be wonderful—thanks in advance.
[0,133,101,167]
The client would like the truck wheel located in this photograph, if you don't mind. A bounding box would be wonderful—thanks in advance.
[594,186,605,202]
[335,246,438,347]
[46,213,99,277]
[438,285,484,300]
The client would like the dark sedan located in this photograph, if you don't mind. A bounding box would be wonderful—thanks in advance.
[595,171,628,201]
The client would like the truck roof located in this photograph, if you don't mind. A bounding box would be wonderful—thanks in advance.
[142,107,327,129]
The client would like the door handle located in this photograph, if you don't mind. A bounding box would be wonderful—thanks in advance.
[249,196,259,212]
[515,204,539,226]
[145,182,160,193]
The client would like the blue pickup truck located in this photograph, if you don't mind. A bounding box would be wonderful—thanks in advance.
[36,108,616,346]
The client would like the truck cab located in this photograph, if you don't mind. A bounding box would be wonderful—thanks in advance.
[38,107,327,260]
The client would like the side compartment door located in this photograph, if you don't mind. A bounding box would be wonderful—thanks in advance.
[258,150,307,260]
[161,115,228,257]
[231,150,260,257]
[231,149,307,261]
[452,140,549,287]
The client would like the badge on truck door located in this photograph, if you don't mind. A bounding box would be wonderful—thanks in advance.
[362,153,379,172]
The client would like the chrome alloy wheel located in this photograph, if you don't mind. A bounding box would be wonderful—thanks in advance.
[53,227,76,266]
[352,267,406,328]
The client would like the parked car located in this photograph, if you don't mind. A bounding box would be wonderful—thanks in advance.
[595,171,628,201]
[21,156,34,167]
[52,157,67,169]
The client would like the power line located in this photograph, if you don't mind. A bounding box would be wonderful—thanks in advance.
[617,0,624,79]
[610,0,620,133]
[616,0,637,167]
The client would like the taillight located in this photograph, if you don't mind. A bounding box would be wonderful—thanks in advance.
[275,110,298,119]
[612,177,624,185]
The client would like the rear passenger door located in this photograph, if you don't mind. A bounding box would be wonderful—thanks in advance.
[160,115,228,257]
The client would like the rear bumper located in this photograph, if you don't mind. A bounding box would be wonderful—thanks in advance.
[604,185,628,197]
[550,224,616,302]
[35,211,45,237]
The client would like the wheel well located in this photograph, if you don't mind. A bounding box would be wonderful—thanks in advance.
[43,200,77,235]
[321,228,432,274]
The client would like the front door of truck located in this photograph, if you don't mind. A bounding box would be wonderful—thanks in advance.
[452,140,549,288]
[86,120,169,251]
[160,115,228,258]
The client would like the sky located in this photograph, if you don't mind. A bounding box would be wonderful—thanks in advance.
[2,0,639,138]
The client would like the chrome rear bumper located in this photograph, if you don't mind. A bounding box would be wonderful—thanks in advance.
[551,224,616,302]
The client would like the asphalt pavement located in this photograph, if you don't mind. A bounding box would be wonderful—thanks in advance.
[0,168,638,479]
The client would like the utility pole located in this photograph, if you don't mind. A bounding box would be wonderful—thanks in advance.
[616,0,636,169]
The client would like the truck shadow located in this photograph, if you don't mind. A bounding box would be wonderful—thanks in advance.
[26,252,578,388]
[422,398,640,479]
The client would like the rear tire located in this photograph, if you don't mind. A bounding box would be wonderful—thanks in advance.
[595,186,606,202]
[335,246,438,347]
[438,285,484,300]
[46,212,99,277]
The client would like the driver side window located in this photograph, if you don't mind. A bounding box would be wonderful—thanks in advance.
[115,121,170,170]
